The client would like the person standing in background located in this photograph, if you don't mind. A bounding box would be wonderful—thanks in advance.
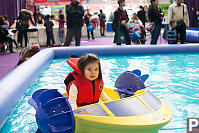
[84,9,95,40]
[44,15,55,47]
[99,9,106,36]
[33,8,43,25]
[191,8,199,28]
[113,0,131,45]
[109,12,114,22]
[196,10,199,28]
[137,6,146,27]
[55,13,66,45]
[168,0,189,44]
[148,0,164,45]
[64,0,84,46]
[16,9,36,47]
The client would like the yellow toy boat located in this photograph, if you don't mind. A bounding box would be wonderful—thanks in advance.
[29,84,172,133]
[29,58,172,133]
[72,87,172,133]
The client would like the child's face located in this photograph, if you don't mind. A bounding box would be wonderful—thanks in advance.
[133,14,137,19]
[84,61,99,81]
[171,22,177,28]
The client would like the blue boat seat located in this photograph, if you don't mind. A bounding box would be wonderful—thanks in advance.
[114,70,149,98]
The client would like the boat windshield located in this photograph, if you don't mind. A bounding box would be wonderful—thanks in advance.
[138,90,161,111]
[105,96,152,116]
[73,90,161,116]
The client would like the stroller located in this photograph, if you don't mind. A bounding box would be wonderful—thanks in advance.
[128,23,146,44]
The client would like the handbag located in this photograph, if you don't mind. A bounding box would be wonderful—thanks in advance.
[145,22,155,32]
[129,30,141,41]
[87,23,94,31]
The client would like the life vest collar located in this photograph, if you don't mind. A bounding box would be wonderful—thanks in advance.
[66,58,81,75]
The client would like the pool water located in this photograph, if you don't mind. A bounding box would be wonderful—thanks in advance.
[1,53,199,133]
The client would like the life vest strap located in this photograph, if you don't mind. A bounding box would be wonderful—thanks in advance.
[77,101,98,107]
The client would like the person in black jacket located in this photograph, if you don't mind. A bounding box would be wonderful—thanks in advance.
[148,0,164,45]
[137,6,146,27]
[113,0,131,45]
[64,0,84,46]
[44,15,55,47]
[16,9,36,47]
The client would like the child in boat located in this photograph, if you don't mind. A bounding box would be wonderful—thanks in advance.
[64,53,110,110]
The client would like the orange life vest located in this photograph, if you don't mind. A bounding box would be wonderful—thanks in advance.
[64,58,103,106]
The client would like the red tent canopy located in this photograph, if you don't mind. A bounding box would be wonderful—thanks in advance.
[34,0,69,3]
[32,0,82,5]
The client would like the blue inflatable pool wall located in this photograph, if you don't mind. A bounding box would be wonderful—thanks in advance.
[186,27,199,43]
[1,45,199,129]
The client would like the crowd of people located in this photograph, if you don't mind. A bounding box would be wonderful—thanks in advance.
[112,0,191,45]
[0,0,198,53]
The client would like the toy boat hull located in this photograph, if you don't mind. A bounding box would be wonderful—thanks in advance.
[73,87,172,133]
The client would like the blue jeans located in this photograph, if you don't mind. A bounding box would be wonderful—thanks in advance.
[46,29,55,46]
[59,28,64,43]
[150,24,162,45]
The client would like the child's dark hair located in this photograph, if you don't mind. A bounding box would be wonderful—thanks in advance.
[46,15,50,20]
[169,20,175,26]
[118,0,125,5]
[77,53,102,80]
[150,0,156,3]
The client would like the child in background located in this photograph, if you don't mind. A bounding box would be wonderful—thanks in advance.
[64,53,110,110]
[129,13,143,27]
[167,20,177,44]
[55,13,66,46]
[84,9,95,40]
[44,15,55,47]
